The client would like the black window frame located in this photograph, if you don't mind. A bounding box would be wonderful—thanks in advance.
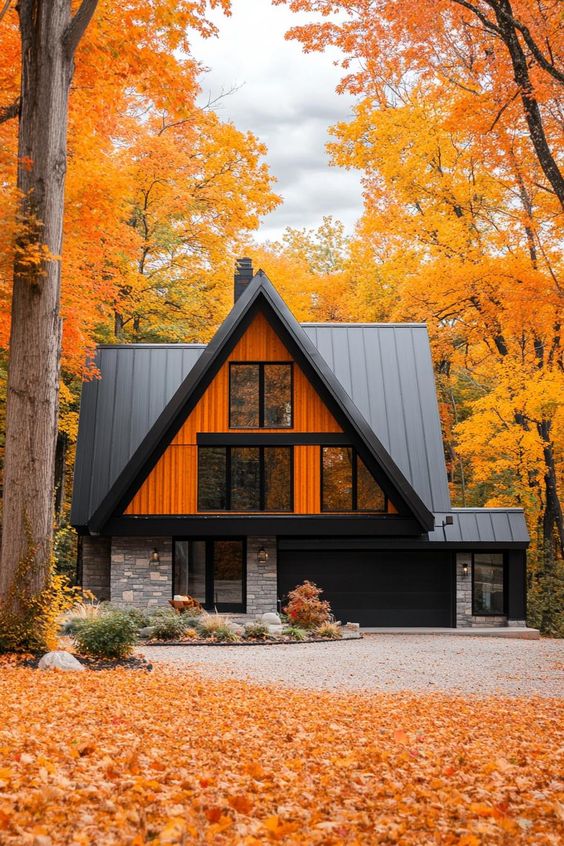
[229,361,294,429]
[173,537,247,612]
[198,445,294,512]
[471,552,507,616]
[320,446,388,513]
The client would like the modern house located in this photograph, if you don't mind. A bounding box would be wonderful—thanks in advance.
[71,260,529,627]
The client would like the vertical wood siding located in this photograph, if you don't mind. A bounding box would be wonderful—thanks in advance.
[126,312,342,515]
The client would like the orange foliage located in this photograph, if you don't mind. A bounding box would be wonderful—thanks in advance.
[0,668,562,844]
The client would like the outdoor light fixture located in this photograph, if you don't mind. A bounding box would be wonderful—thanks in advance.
[441,513,454,541]
[257,546,269,565]
[463,560,469,577]
[150,548,160,563]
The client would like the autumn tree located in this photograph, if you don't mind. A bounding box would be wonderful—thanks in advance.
[0,0,101,621]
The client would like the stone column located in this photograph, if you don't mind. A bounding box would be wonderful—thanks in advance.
[110,537,172,608]
[80,535,111,601]
[246,536,278,618]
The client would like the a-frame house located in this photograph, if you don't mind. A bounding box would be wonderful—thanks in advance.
[71,259,529,627]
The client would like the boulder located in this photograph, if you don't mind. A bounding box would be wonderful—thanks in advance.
[38,651,85,672]
[261,612,282,626]
[267,625,284,637]
[138,626,157,638]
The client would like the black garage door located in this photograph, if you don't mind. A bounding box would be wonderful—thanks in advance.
[278,549,455,627]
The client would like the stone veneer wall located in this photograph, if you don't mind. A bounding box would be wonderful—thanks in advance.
[81,536,111,601]
[110,537,172,608]
[246,536,278,618]
[456,552,507,627]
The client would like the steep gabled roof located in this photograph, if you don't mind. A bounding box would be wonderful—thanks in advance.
[79,272,436,533]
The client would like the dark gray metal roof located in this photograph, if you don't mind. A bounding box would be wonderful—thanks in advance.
[71,345,205,527]
[302,323,451,512]
[429,509,530,545]
[71,324,527,545]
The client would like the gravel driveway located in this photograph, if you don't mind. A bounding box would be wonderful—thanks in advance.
[140,634,564,697]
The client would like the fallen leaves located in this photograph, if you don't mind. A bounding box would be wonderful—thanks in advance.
[0,666,561,845]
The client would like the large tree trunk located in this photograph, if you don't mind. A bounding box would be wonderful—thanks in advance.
[0,0,98,608]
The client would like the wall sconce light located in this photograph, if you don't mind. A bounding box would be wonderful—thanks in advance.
[150,548,160,564]
[257,546,269,565]
[462,560,469,577]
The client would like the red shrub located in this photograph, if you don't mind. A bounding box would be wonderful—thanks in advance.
[283,581,331,629]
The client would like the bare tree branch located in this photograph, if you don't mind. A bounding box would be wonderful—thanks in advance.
[63,0,99,57]
[482,0,564,83]
[0,97,20,124]
[0,0,11,25]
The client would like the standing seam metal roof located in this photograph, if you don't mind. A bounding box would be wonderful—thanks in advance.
[71,325,528,545]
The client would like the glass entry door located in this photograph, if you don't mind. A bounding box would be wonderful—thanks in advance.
[173,539,245,612]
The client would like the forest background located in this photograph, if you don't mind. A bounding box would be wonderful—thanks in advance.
[0,0,561,633]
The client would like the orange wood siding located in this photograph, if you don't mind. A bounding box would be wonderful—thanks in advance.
[126,312,342,515]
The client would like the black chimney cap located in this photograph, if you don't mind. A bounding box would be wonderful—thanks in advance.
[234,257,254,302]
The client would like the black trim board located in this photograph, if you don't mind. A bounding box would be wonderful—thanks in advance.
[197,432,351,446]
[87,273,435,533]
[104,515,423,537]
[278,537,529,551]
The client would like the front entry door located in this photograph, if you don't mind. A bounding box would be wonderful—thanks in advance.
[174,539,245,612]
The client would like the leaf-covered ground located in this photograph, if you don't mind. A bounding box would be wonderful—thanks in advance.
[0,667,562,845]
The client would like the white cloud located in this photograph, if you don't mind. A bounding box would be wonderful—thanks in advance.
[190,0,362,242]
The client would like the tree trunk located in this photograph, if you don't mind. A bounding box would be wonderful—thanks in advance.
[492,0,564,209]
[0,0,98,608]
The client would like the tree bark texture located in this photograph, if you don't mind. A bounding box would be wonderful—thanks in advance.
[0,0,98,604]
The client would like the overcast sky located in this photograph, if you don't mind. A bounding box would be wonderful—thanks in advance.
[191,0,363,242]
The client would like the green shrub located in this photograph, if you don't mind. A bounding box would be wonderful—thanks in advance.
[316,623,342,640]
[283,625,308,642]
[151,614,191,641]
[243,622,270,641]
[283,581,331,629]
[73,611,139,659]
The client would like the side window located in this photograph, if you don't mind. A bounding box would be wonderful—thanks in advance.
[229,363,292,428]
[472,554,505,614]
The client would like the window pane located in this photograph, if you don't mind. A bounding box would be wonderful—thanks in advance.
[198,447,227,510]
[264,364,292,427]
[322,447,353,511]
[264,447,292,511]
[213,540,243,606]
[174,540,207,603]
[231,447,260,510]
[357,456,386,511]
[473,554,504,614]
[230,364,260,427]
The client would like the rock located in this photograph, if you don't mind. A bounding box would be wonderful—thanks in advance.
[138,626,157,638]
[38,651,85,672]
[231,623,244,634]
[267,625,284,637]
[261,612,282,626]
[343,622,360,631]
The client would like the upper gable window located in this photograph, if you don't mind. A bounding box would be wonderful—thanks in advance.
[229,362,292,428]
[321,446,387,512]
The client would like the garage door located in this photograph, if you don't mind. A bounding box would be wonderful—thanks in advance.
[278,549,454,627]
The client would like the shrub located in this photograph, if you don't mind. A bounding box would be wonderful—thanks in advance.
[199,615,237,642]
[243,622,270,641]
[151,614,191,641]
[283,581,331,629]
[0,533,79,654]
[283,625,308,642]
[73,611,139,659]
[316,623,342,640]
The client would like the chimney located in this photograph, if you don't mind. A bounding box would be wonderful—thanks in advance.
[234,257,253,302]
